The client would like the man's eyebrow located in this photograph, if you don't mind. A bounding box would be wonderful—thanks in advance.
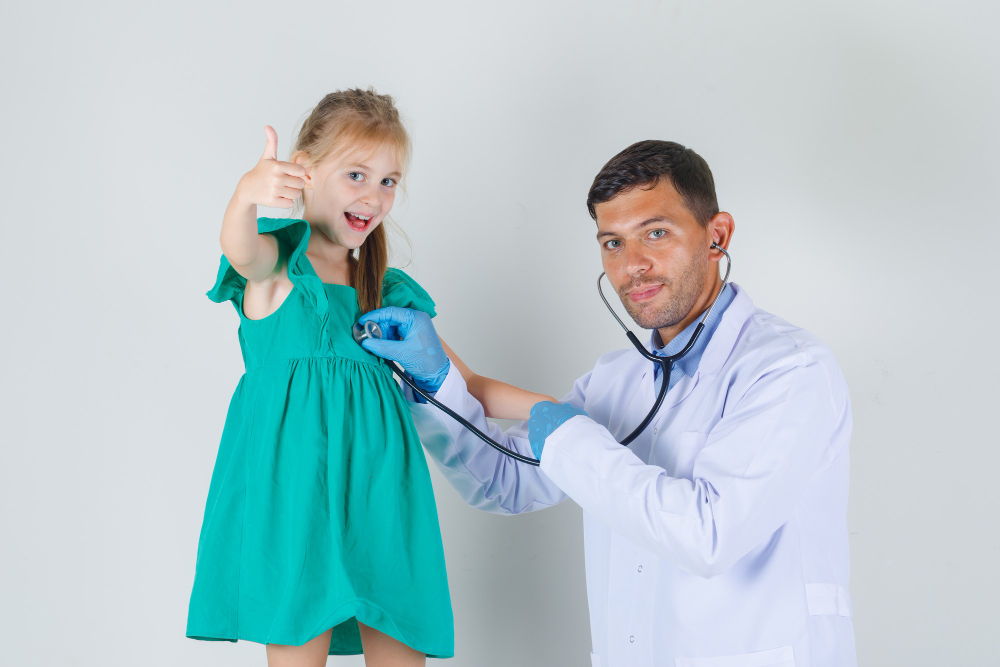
[596,216,675,239]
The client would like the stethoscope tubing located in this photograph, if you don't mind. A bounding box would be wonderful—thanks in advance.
[380,243,732,465]
[389,361,543,466]
[596,243,731,445]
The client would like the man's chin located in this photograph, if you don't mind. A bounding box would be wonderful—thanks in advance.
[624,301,686,331]
[621,290,672,330]
[624,308,667,331]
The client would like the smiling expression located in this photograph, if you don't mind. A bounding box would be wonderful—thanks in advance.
[595,178,718,333]
[300,143,403,250]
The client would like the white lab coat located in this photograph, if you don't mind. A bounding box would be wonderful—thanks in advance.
[406,284,857,667]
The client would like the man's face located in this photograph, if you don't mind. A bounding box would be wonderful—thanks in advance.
[595,179,713,331]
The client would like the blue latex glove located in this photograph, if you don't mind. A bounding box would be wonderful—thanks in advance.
[527,401,589,461]
[357,306,451,393]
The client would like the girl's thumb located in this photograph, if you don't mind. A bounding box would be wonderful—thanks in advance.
[262,125,278,161]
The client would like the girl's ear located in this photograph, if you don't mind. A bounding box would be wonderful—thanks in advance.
[291,151,314,189]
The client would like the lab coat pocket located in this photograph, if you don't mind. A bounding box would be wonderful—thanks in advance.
[675,645,795,667]
[590,651,603,667]
[663,430,711,478]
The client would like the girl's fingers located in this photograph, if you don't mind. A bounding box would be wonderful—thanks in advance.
[278,174,306,189]
[243,128,306,207]
[268,160,305,178]
[279,186,302,200]
[281,161,307,178]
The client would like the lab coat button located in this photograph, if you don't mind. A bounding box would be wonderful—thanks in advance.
[629,636,635,643]
[637,565,643,572]
[653,427,658,435]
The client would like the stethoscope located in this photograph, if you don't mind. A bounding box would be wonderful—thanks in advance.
[353,242,732,465]
[597,242,732,446]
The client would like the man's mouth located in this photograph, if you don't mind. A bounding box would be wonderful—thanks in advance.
[345,211,374,232]
[628,284,663,303]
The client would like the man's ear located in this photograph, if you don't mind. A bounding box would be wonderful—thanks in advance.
[291,151,313,189]
[707,212,735,260]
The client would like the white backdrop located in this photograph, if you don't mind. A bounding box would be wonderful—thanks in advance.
[1,1,997,665]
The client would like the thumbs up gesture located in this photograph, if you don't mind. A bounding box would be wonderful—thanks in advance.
[237,126,307,209]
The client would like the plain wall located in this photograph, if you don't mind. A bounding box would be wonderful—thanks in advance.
[1,1,997,665]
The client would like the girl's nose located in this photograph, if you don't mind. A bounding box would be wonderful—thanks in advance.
[359,183,382,210]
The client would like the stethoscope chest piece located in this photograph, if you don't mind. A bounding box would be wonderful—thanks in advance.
[349,316,541,466]
[352,320,383,344]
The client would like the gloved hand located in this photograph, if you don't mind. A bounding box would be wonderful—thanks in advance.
[357,306,451,393]
[527,401,589,461]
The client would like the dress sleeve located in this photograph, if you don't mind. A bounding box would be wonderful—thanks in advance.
[206,217,328,315]
[381,267,437,318]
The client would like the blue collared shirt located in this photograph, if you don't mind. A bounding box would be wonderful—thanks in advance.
[652,284,737,395]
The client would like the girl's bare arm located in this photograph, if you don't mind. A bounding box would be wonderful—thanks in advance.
[439,338,557,421]
[220,126,306,283]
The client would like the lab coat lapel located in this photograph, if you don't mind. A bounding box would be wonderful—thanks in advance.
[697,283,754,377]
[606,356,656,447]
[607,284,754,456]
[610,355,701,463]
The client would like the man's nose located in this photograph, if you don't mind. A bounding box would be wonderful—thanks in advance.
[622,243,652,276]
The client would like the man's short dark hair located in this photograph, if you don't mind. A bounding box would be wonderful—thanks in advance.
[586,140,719,225]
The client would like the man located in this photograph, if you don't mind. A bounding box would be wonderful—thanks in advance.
[360,141,856,666]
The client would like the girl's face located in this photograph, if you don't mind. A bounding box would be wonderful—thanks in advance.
[301,143,403,250]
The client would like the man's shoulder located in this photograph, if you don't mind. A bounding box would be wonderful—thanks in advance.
[742,305,839,369]
[733,304,848,409]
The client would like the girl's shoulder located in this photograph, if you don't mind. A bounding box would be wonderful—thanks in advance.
[207,217,328,315]
[381,267,436,318]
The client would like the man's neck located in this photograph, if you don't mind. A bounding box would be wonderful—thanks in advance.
[655,276,726,347]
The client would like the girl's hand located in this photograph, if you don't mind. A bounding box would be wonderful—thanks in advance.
[236,126,307,209]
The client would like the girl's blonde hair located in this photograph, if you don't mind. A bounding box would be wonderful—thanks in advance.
[292,88,411,314]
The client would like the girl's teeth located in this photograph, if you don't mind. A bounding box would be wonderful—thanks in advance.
[346,212,370,229]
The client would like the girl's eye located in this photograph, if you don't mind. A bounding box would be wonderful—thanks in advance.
[649,229,666,239]
[604,239,622,250]
[348,172,365,182]
[381,177,397,187]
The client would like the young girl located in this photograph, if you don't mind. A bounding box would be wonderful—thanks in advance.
[186,89,554,667]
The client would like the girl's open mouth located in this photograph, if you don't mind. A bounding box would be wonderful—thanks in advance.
[345,211,373,232]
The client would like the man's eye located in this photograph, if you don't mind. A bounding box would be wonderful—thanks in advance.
[604,240,621,250]
[649,229,666,239]
[381,177,397,187]
[348,172,365,182]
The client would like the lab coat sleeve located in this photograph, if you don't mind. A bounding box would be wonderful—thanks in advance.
[405,364,587,515]
[538,355,849,578]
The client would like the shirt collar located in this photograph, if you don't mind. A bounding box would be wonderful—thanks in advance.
[650,283,738,380]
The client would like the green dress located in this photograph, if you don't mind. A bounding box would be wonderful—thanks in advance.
[186,217,454,658]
